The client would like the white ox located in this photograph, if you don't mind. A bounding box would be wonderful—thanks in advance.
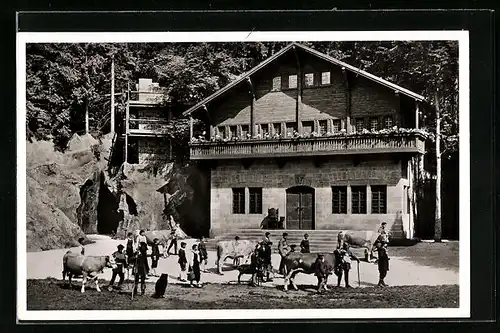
[62,251,116,293]
[216,240,256,275]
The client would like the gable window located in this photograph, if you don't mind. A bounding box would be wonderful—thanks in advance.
[319,120,327,135]
[371,185,387,214]
[286,122,296,137]
[229,126,237,138]
[240,125,249,139]
[272,76,282,91]
[370,117,379,131]
[351,186,367,214]
[261,124,269,136]
[321,71,331,85]
[232,188,245,214]
[332,186,347,214]
[249,188,262,214]
[304,73,314,87]
[288,74,298,89]
[332,119,341,132]
[355,118,365,132]
[302,121,314,134]
[218,126,226,138]
[384,116,393,129]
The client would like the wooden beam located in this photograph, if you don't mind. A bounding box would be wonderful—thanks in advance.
[189,115,194,140]
[246,77,256,137]
[415,101,420,129]
[110,56,115,133]
[293,46,302,134]
[202,104,212,139]
[342,67,351,133]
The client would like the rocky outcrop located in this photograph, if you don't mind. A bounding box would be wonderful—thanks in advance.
[26,175,89,252]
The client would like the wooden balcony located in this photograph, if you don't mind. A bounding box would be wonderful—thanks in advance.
[190,133,426,160]
[127,118,170,137]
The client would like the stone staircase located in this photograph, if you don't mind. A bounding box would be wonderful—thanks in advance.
[204,229,369,256]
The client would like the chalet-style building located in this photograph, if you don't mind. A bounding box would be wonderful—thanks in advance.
[184,43,427,241]
[123,78,172,166]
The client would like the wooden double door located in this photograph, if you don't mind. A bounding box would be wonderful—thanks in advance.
[286,186,315,230]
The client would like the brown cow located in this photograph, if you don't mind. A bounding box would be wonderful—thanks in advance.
[216,239,256,275]
[282,252,336,291]
[62,251,116,293]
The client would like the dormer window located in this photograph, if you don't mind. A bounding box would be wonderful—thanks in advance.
[355,118,365,132]
[288,74,298,89]
[370,117,379,131]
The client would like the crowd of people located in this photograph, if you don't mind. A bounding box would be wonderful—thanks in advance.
[91,220,391,295]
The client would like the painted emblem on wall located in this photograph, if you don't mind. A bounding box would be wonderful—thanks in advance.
[295,174,306,185]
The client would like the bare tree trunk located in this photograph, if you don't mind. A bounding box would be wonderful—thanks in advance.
[110,56,115,133]
[434,92,442,242]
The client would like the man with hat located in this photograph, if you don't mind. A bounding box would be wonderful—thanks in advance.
[314,253,329,293]
[108,244,127,290]
[278,232,290,275]
[334,242,360,288]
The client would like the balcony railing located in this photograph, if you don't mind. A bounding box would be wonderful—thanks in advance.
[128,91,165,106]
[189,133,426,159]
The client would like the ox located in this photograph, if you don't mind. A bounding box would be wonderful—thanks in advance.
[341,231,379,262]
[216,239,256,275]
[282,252,336,291]
[62,251,116,293]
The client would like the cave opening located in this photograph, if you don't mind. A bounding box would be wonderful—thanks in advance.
[96,172,121,235]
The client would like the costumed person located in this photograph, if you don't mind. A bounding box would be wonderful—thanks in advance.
[377,244,390,287]
[314,254,329,293]
[125,232,136,275]
[166,216,178,256]
[150,238,161,277]
[178,241,188,281]
[300,233,310,253]
[336,231,346,250]
[260,232,273,282]
[198,236,208,272]
[334,242,360,288]
[188,243,202,288]
[136,230,147,251]
[133,243,149,296]
[278,232,290,275]
[78,237,85,255]
[108,244,127,290]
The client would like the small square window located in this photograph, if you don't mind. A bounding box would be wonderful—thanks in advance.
[304,73,314,87]
[229,126,237,138]
[218,126,226,138]
[318,120,327,135]
[288,74,298,89]
[384,116,393,129]
[321,72,331,85]
[286,122,296,137]
[370,117,379,131]
[302,121,314,134]
[273,123,282,135]
[241,125,249,139]
[355,118,365,132]
[332,119,341,132]
[261,124,269,136]
[272,76,281,91]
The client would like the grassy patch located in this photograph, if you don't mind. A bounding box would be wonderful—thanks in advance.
[388,242,459,272]
[27,279,459,311]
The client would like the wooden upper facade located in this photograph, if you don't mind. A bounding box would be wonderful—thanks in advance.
[187,43,426,160]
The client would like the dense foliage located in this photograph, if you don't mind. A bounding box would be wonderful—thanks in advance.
[26,41,458,160]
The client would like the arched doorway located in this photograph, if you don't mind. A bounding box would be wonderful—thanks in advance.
[286,186,315,230]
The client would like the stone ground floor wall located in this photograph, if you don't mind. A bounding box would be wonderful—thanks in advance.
[210,155,416,238]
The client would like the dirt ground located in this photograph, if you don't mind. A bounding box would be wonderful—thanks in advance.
[27,279,459,310]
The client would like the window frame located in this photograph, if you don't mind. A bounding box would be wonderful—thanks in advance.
[369,117,379,132]
[288,74,298,89]
[371,185,387,214]
[240,124,249,139]
[332,186,347,214]
[355,118,365,132]
[384,115,394,129]
[351,185,367,214]
[302,121,314,134]
[272,76,282,91]
[332,119,341,132]
[232,188,245,214]
[318,120,328,135]
[249,188,263,214]
[304,73,315,87]
[320,71,331,85]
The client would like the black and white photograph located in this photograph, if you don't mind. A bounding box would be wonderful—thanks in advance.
[16,31,469,320]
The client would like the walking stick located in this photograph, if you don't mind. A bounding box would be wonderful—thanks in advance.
[357,260,361,287]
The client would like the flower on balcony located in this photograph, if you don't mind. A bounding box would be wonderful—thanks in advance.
[253,133,262,140]
[309,131,320,138]
[246,133,252,140]
[361,128,371,135]
[190,137,199,144]
[263,133,271,140]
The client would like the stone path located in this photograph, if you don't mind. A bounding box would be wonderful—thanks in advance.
[26,235,459,288]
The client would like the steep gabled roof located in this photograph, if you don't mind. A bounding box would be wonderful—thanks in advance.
[183,42,425,116]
